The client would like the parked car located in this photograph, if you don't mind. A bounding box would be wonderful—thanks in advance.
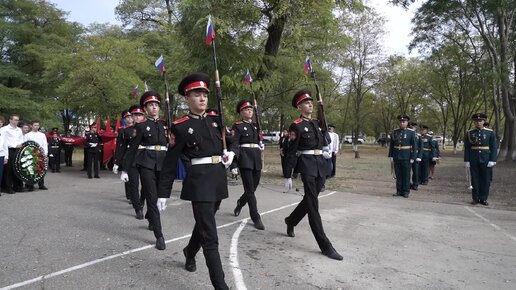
[343,135,365,144]
[376,136,390,147]
[262,131,281,143]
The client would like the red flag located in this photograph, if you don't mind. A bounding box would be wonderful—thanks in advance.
[115,116,121,133]
[105,116,112,133]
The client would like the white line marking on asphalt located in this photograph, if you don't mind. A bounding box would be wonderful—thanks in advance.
[230,220,249,290]
[464,206,516,242]
[0,190,337,290]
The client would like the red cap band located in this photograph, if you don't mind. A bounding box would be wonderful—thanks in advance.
[184,81,209,95]
[295,94,311,106]
[239,101,253,112]
[123,112,132,117]
[143,95,160,105]
[131,108,144,114]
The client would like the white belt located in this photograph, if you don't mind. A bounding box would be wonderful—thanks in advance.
[298,149,322,155]
[239,143,259,148]
[138,145,168,151]
[191,156,222,165]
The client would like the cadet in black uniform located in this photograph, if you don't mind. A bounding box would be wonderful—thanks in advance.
[123,92,168,250]
[84,123,102,179]
[388,114,417,197]
[114,109,134,202]
[231,99,265,230]
[63,129,74,167]
[48,130,61,173]
[283,90,343,261]
[158,73,235,290]
[464,113,497,205]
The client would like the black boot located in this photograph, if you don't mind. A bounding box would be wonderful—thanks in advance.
[253,218,265,230]
[155,236,165,250]
[322,247,343,260]
[183,247,196,272]
[285,217,295,237]
[233,201,243,217]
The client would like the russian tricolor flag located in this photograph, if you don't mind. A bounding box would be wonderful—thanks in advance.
[205,15,215,45]
[155,55,165,73]
[303,56,312,74]
[131,85,139,96]
[243,70,253,84]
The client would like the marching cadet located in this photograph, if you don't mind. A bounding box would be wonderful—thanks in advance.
[122,91,168,250]
[283,90,343,261]
[419,125,436,185]
[114,106,146,219]
[48,129,62,173]
[231,99,265,230]
[158,73,235,290]
[464,113,497,206]
[388,114,417,198]
[409,121,423,191]
[114,109,134,203]
[84,123,102,179]
[63,129,74,167]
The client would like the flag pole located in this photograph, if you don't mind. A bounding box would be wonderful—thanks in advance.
[209,24,227,150]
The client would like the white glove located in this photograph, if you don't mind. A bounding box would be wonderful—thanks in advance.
[112,164,119,174]
[49,154,54,157]
[90,143,97,147]
[410,159,414,164]
[389,157,393,161]
[222,149,235,169]
[487,161,496,167]
[231,168,238,175]
[120,171,129,182]
[322,151,332,159]
[416,158,422,162]
[157,198,167,212]
[284,178,292,191]
[432,157,438,162]
[464,162,470,168]
[259,141,265,151]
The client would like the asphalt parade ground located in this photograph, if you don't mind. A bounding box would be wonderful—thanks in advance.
[1,167,515,290]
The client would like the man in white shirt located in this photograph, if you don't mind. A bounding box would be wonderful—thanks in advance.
[327,124,340,178]
[0,114,24,193]
[24,121,49,191]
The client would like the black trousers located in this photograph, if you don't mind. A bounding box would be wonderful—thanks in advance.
[285,174,333,253]
[86,150,99,177]
[419,158,430,183]
[394,159,411,194]
[411,161,419,186]
[138,166,162,239]
[470,162,492,202]
[27,179,45,190]
[331,153,337,177]
[127,166,143,210]
[64,145,74,166]
[281,156,289,178]
[185,201,228,290]
[236,168,261,222]
[4,148,23,191]
[49,150,61,172]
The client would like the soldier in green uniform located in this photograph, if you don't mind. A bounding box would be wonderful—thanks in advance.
[409,121,422,191]
[419,125,436,185]
[464,113,497,206]
[388,114,417,198]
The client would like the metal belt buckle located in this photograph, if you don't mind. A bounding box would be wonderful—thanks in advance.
[212,156,221,163]
[314,149,321,155]
[155,145,161,151]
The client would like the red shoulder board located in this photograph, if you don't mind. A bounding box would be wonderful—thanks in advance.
[234,121,243,125]
[293,118,303,124]
[173,116,189,125]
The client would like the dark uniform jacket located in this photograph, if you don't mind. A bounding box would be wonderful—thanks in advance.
[114,126,136,170]
[229,120,262,171]
[464,127,497,164]
[123,118,168,171]
[420,134,435,160]
[48,137,61,156]
[388,128,417,161]
[84,132,102,153]
[413,130,423,160]
[158,113,235,202]
[285,117,327,178]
